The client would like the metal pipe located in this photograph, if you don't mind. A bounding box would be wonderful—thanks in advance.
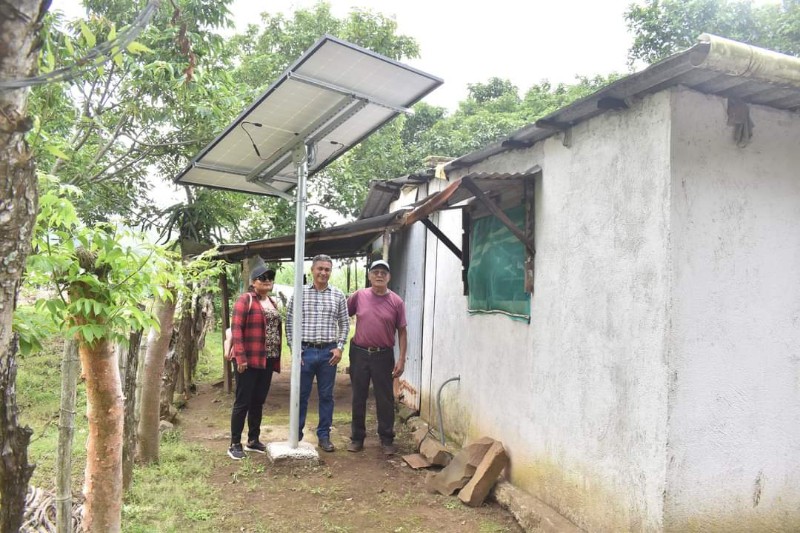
[288,143,308,448]
[436,376,460,445]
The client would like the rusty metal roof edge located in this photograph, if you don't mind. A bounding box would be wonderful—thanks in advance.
[214,209,409,261]
[446,34,800,171]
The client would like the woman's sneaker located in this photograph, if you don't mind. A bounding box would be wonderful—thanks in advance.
[244,440,266,454]
[228,443,246,460]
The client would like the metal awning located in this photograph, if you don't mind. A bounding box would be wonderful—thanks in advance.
[174,35,442,198]
[215,211,407,262]
[215,171,541,263]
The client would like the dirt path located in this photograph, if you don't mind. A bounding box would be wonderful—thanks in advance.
[179,369,523,533]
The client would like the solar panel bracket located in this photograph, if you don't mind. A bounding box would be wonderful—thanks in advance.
[288,71,415,115]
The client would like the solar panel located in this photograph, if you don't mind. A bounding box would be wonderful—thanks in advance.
[174,35,443,198]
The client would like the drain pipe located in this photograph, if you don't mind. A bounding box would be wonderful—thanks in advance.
[436,376,461,445]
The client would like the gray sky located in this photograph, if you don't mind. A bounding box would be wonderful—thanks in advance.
[54,0,640,110]
[227,0,638,109]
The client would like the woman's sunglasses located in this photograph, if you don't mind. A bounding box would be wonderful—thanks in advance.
[256,274,274,282]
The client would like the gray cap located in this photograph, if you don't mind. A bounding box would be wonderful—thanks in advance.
[250,256,273,280]
[369,259,390,272]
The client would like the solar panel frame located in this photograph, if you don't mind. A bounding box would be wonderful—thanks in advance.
[174,34,443,197]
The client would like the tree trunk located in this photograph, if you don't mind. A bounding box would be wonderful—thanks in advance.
[0,340,35,533]
[137,295,176,464]
[78,337,124,533]
[160,344,179,419]
[0,2,48,531]
[122,328,143,490]
[175,287,213,401]
[56,339,80,533]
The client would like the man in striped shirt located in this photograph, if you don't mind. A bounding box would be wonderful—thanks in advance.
[287,254,349,452]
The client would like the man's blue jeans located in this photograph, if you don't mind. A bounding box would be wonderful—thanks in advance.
[299,343,338,440]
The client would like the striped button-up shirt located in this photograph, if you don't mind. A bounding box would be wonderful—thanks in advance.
[286,283,349,349]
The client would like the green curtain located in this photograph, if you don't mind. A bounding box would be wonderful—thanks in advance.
[467,205,530,322]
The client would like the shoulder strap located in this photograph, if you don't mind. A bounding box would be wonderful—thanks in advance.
[247,293,253,312]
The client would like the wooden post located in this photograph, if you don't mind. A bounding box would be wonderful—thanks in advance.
[524,178,536,294]
[462,177,535,257]
[219,270,233,394]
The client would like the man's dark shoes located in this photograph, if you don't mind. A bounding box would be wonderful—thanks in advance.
[381,442,396,456]
[228,443,246,460]
[244,440,266,454]
[347,440,364,453]
[319,437,335,452]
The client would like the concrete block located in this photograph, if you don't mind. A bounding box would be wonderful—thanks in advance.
[266,441,320,466]
[492,481,582,533]
[458,440,509,507]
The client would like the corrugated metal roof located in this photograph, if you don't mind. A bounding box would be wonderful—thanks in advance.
[215,211,406,262]
[447,34,800,170]
[358,172,433,220]
[215,172,537,262]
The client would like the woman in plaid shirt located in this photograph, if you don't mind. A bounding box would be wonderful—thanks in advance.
[227,258,282,460]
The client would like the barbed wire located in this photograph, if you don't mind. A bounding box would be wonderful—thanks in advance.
[0,0,161,89]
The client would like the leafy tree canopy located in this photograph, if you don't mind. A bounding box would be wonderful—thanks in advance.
[626,0,800,65]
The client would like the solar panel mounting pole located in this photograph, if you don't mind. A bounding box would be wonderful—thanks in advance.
[288,143,309,448]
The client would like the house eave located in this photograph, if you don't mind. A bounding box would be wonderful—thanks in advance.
[446,34,800,170]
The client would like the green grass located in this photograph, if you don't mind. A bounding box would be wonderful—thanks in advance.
[16,328,228,531]
[15,315,390,533]
[122,439,222,532]
[17,335,88,493]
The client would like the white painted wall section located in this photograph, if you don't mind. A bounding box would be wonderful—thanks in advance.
[666,88,800,531]
[424,92,674,531]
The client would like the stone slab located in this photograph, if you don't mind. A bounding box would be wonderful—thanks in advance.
[420,438,452,466]
[413,427,430,450]
[459,440,509,507]
[402,453,432,469]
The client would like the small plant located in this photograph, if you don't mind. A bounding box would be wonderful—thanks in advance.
[185,508,213,521]
[478,521,512,533]
[444,499,460,510]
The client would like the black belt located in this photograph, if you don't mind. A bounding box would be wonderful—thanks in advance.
[302,341,336,348]
[352,343,393,353]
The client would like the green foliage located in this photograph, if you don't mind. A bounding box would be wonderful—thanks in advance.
[29,0,242,234]
[230,1,422,220]
[20,176,178,348]
[28,0,625,246]
[395,74,618,168]
[626,0,800,65]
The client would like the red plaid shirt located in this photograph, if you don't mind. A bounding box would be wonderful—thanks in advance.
[231,289,281,372]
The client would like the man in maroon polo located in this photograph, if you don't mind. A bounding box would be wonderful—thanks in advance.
[346,259,407,455]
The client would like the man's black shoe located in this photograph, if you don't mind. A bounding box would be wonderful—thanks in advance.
[347,440,364,452]
[381,442,396,456]
[318,437,335,452]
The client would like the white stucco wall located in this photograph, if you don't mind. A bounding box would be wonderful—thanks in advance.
[666,89,800,531]
[421,92,675,531]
